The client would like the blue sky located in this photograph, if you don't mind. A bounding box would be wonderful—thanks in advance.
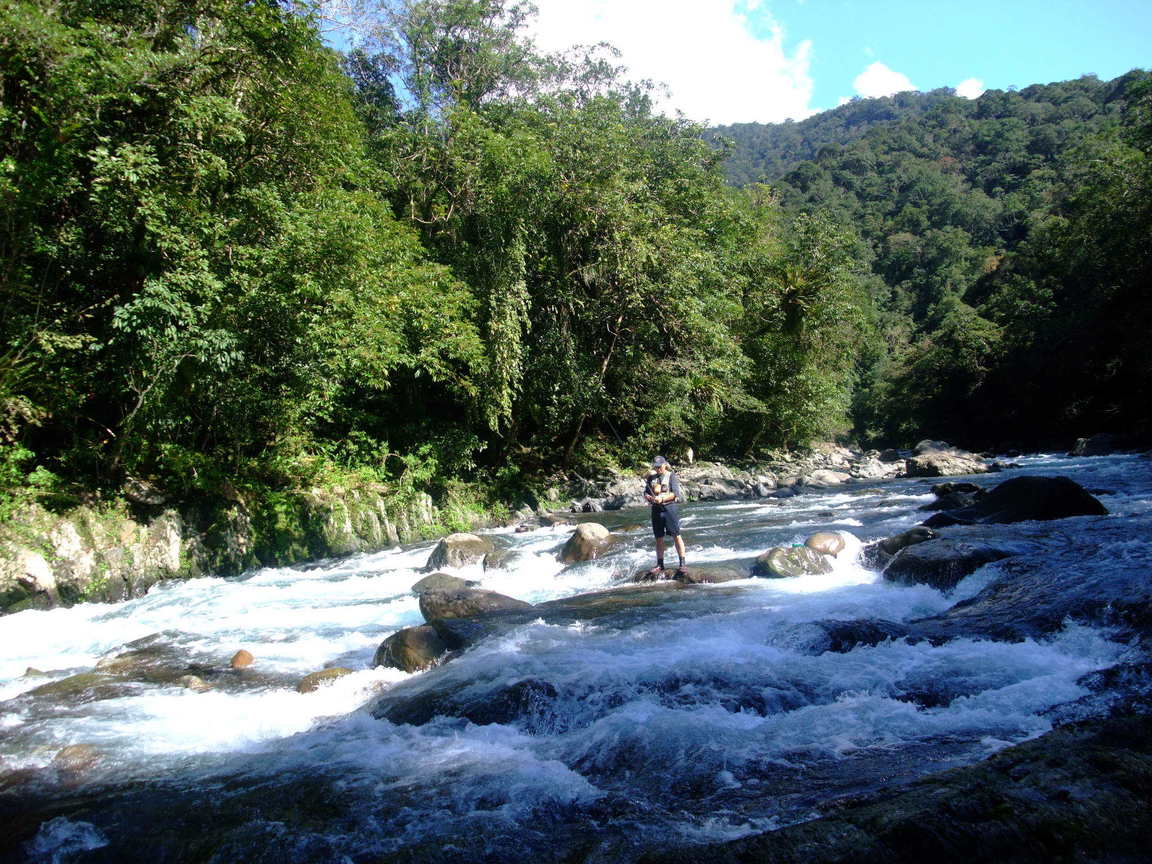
[526,0,1152,124]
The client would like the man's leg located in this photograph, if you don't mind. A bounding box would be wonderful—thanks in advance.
[654,536,666,569]
[673,534,686,566]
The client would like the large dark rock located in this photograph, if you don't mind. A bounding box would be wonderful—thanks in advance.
[880,525,937,556]
[640,714,1152,864]
[920,481,986,512]
[418,588,533,623]
[922,475,1108,527]
[904,517,1152,644]
[752,545,833,579]
[373,626,449,672]
[423,533,495,571]
[884,538,1014,591]
[558,523,612,564]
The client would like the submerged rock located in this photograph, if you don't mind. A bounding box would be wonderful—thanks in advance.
[374,677,560,729]
[803,619,913,654]
[296,667,354,693]
[752,546,833,579]
[884,538,1014,592]
[373,626,449,672]
[52,744,100,774]
[179,675,212,692]
[423,533,495,571]
[922,475,1108,527]
[558,523,612,563]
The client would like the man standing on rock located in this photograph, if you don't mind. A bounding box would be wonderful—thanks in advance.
[646,456,687,577]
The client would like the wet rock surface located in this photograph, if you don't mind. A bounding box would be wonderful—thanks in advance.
[410,573,478,594]
[883,538,1014,591]
[906,518,1152,643]
[642,713,1152,864]
[922,475,1107,527]
[753,545,834,578]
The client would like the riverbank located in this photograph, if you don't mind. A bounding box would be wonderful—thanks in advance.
[0,481,501,614]
[1,439,993,615]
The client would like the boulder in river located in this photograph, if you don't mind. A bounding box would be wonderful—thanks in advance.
[804,469,851,488]
[862,526,937,569]
[423,533,495,571]
[230,649,254,669]
[905,441,989,477]
[410,573,478,595]
[373,626,449,673]
[296,667,354,693]
[752,545,833,579]
[805,532,846,557]
[919,481,986,512]
[558,523,612,564]
[921,475,1108,527]
[418,588,533,622]
[884,538,1014,592]
[1070,433,1124,456]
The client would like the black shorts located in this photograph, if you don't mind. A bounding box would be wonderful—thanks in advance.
[651,504,681,538]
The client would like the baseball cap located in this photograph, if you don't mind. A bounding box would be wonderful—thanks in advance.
[652,455,668,467]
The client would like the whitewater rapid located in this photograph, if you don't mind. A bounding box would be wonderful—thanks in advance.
[2,452,1149,862]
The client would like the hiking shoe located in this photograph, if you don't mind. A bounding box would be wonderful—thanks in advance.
[646,566,665,577]
[674,567,689,579]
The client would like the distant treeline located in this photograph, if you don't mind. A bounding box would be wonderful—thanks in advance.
[1,0,1149,517]
[711,72,1152,449]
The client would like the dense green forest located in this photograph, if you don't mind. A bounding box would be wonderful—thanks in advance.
[712,72,1152,448]
[1,0,1149,520]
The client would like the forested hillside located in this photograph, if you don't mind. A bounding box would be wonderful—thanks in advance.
[712,73,1152,448]
[2,0,1149,525]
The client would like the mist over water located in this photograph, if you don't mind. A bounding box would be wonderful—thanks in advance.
[3,453,1150,862]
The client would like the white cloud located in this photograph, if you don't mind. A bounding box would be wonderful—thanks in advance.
[852,61,916,98]
[527,0,816,124]
[955,77,986,99]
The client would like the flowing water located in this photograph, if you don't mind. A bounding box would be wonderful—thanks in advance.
[2,453,1150,863]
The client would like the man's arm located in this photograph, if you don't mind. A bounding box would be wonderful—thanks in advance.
[668,472,682,503]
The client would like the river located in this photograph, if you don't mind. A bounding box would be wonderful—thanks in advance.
[2,452,1150,862]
